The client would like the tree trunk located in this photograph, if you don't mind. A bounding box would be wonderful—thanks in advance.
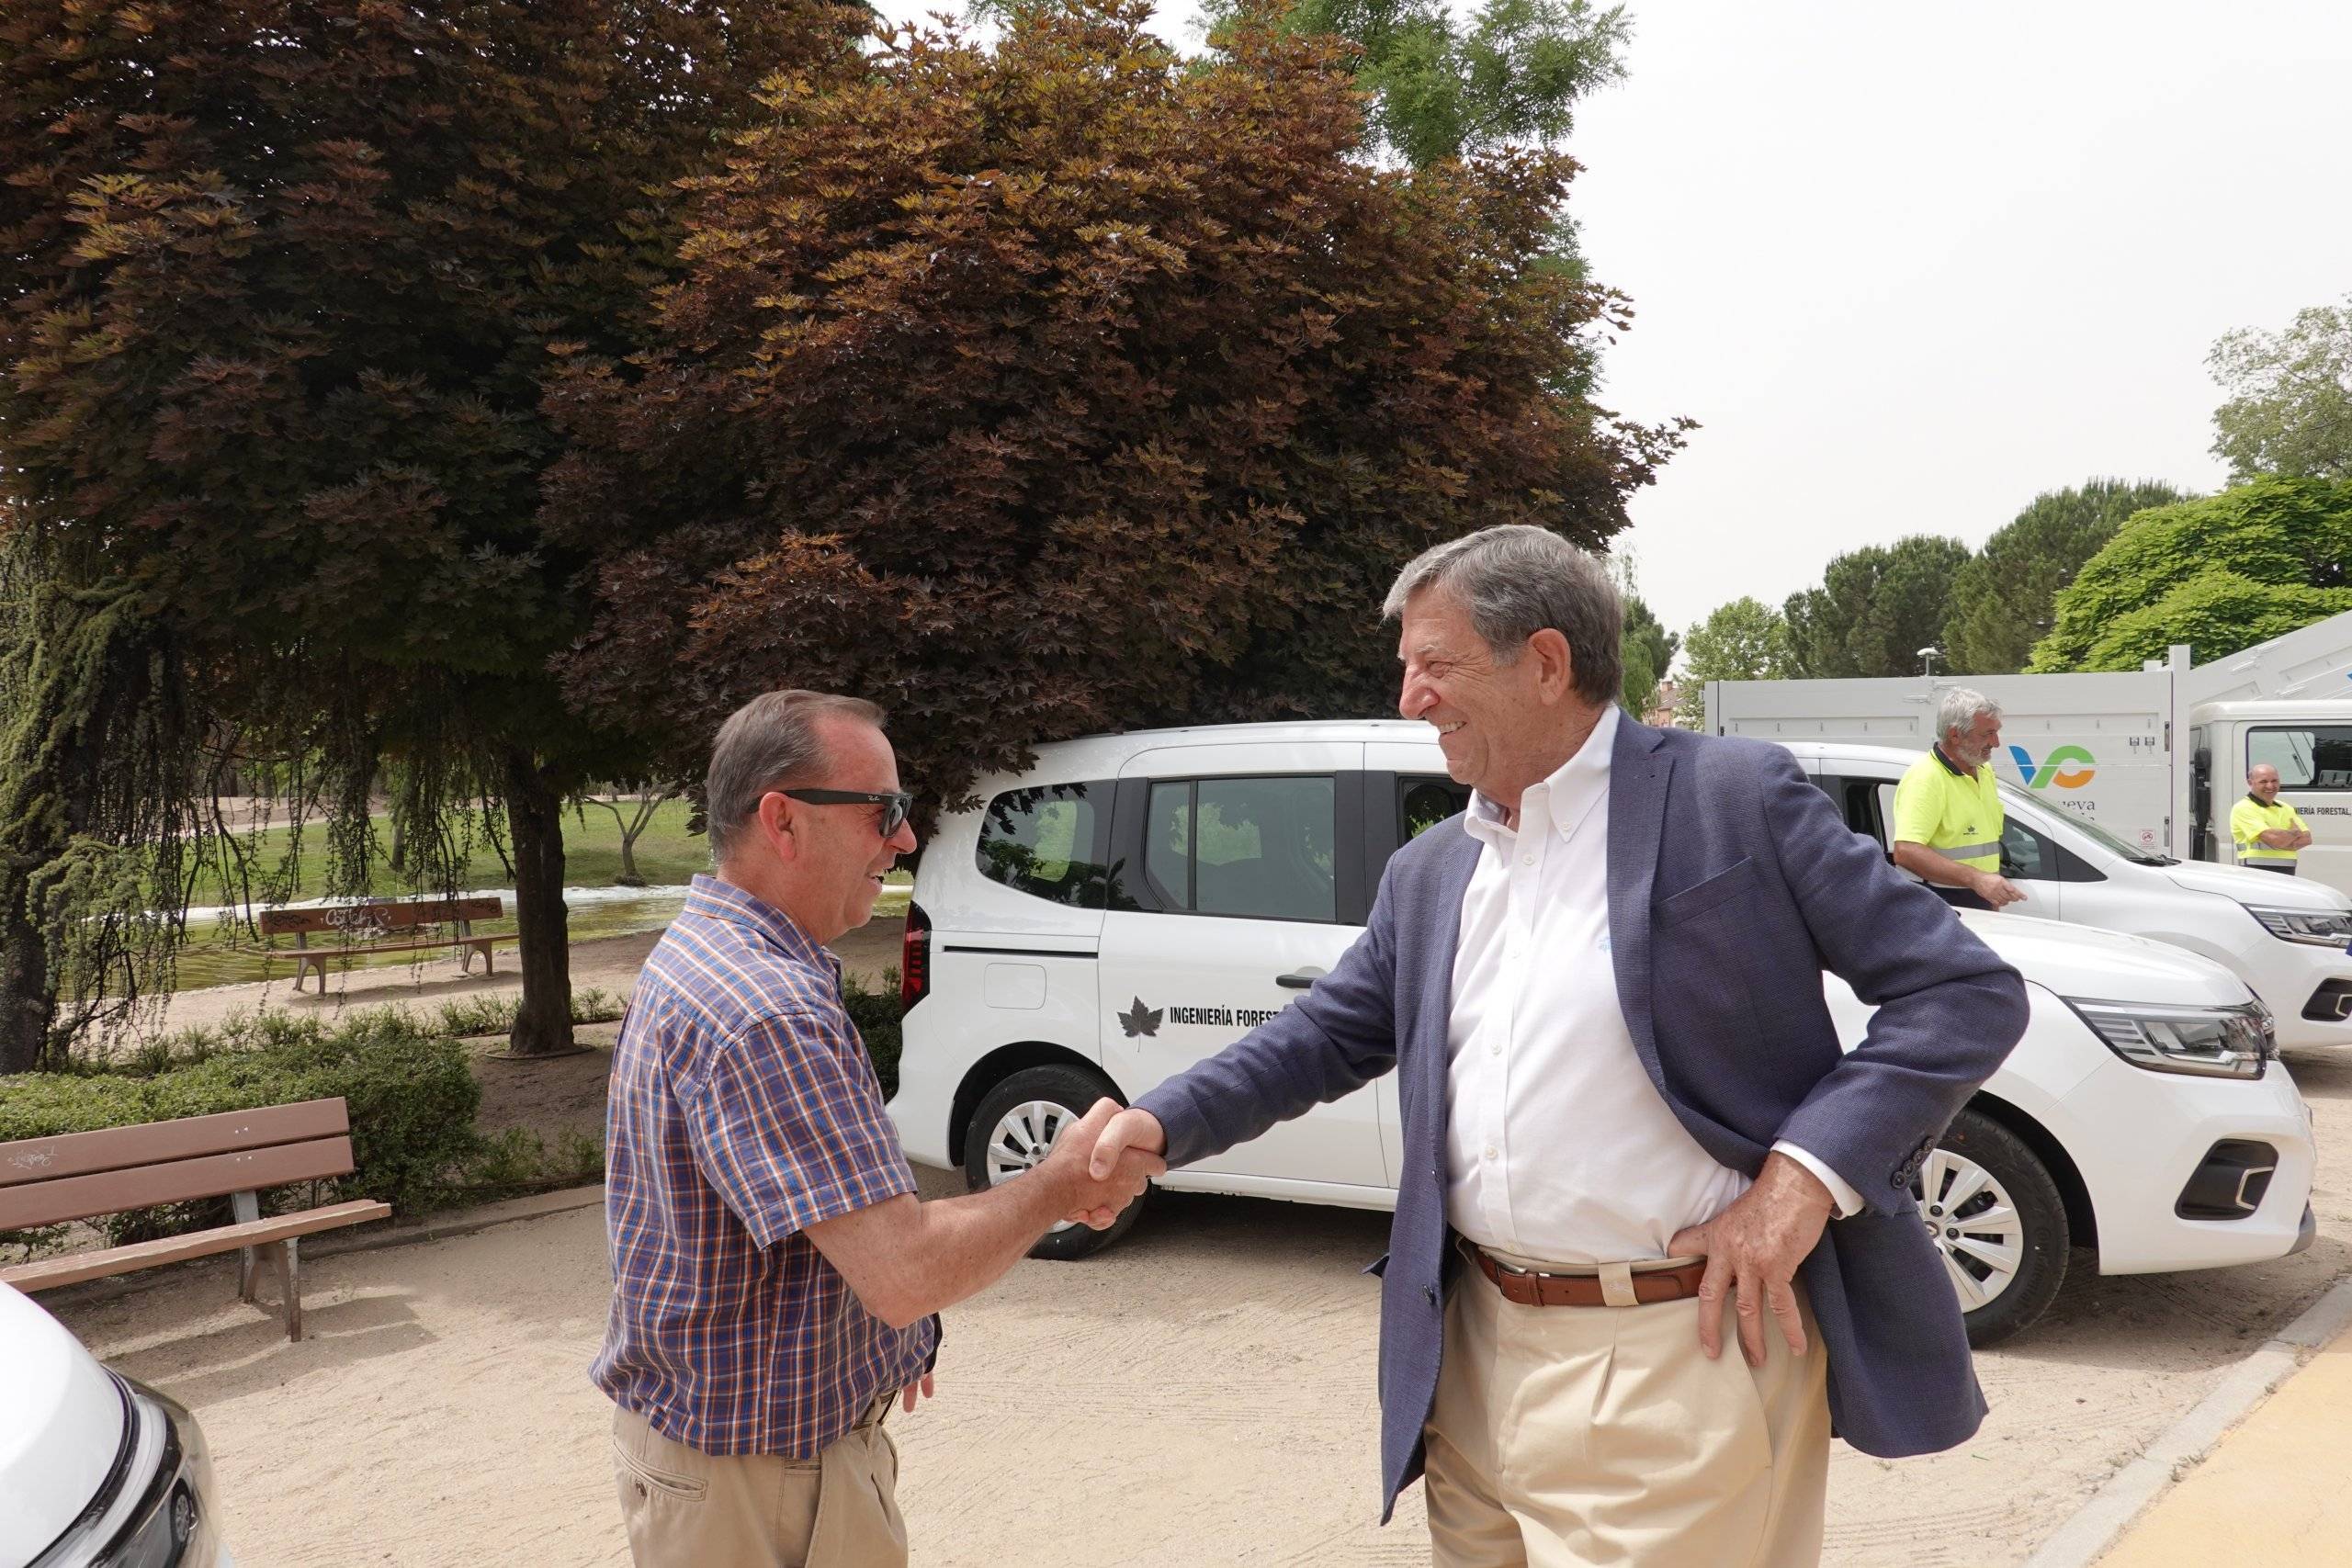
[0,896,54,1075]
[503,748,575,1057]
[615,821,645,888]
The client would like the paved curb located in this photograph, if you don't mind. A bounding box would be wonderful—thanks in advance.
[2020,1273,2352,1568]
[32,1184,608,1314]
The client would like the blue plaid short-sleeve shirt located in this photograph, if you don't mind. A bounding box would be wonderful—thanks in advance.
[592,874,936,1458]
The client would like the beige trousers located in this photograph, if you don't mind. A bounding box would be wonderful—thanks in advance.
[612,1398,907,1568]
[1424,1257,1831,1568]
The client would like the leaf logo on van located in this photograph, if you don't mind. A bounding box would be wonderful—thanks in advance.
[1117,997,1164,1039]
[2007,744,2097,790]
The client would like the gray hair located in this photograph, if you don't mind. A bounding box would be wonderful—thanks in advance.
[1937,686,2002,739]
[705,689,887,863]
[1381,525,1623,706]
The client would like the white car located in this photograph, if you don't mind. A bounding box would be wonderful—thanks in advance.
[888,720,2317,1343]
[0,1281,232,1568]
[1786,741,2352,1051]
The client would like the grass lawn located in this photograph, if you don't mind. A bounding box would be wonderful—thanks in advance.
[160,799,913,992]
[186,798,712,908]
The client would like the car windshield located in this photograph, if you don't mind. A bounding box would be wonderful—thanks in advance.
[1995,781,2173,865]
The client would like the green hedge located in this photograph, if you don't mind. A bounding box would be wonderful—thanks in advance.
[843,976,903,1099]
[0,1009,482,1252]
[0,978,906,1261]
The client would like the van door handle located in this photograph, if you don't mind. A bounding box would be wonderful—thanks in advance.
[1276,968,1327,989]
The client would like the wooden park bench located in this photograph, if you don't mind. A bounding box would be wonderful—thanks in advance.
[0,1098,390,1340]
[259,896,515,992]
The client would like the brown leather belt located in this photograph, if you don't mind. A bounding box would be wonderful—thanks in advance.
[1470,1247,1709,1307]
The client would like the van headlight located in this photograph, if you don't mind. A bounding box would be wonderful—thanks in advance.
[2066,998,2277,1079]
[2243,904,2352,948]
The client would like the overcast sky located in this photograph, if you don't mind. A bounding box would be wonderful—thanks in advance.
[869,1,2352,636]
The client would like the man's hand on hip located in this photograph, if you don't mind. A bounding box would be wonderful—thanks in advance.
[1668,1152,1837,1367]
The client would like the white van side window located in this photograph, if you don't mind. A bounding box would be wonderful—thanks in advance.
[1143,776,1338,922]
[976,782,1112,907]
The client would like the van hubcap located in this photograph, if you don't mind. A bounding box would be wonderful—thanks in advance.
[1913,1148,2024,1311]
[986,1100,1078,1234]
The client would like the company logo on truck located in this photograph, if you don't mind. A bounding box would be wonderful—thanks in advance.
[2008,744,2097,790]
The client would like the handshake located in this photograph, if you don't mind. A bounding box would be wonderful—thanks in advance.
[1034,1100,1170,1230]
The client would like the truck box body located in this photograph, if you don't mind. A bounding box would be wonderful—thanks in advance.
[1702,611,2352,896]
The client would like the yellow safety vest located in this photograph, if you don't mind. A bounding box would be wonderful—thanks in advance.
[2230,795,2306,864]
[1893,749,2004,874]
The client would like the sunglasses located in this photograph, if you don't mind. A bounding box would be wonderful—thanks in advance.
[779,788,915,839]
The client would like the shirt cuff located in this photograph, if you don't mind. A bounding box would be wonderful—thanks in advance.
[1772,1141,1865,1218]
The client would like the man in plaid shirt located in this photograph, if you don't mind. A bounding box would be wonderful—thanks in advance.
[594,690,1159,1567]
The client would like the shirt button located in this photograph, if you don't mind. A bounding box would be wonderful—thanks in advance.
[1522,853,1535,866]
[1484,1145,1498,1161]
[1488,1043,1500,1056]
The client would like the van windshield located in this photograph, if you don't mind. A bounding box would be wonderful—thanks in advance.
[1996,782,2174,865]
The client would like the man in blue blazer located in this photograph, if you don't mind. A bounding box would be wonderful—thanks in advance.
[1085,525,2030,1565]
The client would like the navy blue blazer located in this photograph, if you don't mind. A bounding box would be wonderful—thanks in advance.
[1134,716,2030,1521]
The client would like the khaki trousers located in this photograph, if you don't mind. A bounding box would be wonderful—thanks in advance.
[612,1397,907,1568]
[1424,1255,1830,1568]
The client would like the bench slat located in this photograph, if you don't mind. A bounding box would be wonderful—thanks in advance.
[0,1200,392,1292]
[288,933,520,960]
[260,897,503,936]
[0,1135,357,1231]
[0,1098,352,1190]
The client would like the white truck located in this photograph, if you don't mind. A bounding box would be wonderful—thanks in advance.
[1702,609,2352,896]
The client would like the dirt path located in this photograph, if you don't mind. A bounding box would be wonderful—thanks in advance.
[41,1044,2352,1568]
[53,920,2352,1564]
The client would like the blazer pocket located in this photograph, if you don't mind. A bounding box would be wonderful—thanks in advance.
[1655,856,1758,928]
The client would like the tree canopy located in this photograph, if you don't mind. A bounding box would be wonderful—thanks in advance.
[1200,0,1631,171]
[541,0,1683,817]
[1782,535,1971,680]
[2028,477,2352,672]
[1673,596,1791,727]
[1941,479,2192,675]
[1618,592,1677,715]
[0,0,836,1066]
[2209,295,2352,483]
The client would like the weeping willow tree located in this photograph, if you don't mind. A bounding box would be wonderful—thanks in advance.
[0,0,857,1069]
[0,535,201,1068]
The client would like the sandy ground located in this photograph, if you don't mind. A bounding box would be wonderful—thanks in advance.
[36,912,2352,1567]
[35,1038,2352,1568]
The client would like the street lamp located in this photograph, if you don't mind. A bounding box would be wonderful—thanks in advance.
[1917,645,1942,677]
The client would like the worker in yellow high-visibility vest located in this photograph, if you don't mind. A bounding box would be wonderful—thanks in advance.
[1892,687,2026,912]
[2230,762,2312,874]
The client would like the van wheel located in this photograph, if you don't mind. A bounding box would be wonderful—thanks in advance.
[964,1065,1147,1260]
[1918,1109,2069,1347]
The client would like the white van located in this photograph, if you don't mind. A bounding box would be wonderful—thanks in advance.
[1785,741,2352,1050]
[888,720,2316,1344]
[0,1281,232,1567]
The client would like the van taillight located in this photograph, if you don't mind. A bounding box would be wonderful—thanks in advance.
[901,901,931,1011]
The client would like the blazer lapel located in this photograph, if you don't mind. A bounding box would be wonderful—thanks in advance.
[1608,716,1674,1091]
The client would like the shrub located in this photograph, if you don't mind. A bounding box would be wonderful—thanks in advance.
[842,973,903,1100]
[429,986,628,1039]
[0,1009,481,1254]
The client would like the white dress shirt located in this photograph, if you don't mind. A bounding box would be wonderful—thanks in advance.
[1444,705,1862,1264]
